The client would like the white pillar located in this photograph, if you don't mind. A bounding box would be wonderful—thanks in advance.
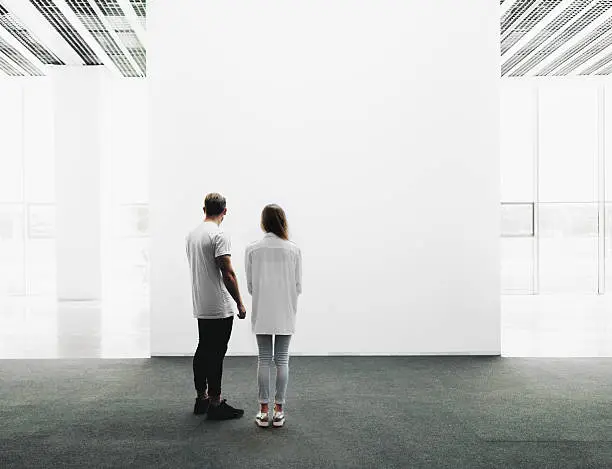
[53,67,103,301]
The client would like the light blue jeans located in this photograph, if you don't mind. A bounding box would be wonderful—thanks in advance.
[256,334,292,405]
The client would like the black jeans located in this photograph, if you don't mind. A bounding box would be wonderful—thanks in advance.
[193,316,234,398]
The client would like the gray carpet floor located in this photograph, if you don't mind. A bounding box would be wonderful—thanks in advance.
[1,356,612,468]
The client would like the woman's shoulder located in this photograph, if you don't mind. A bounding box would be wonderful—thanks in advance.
[245,239,261,251]
[286,240,300,252]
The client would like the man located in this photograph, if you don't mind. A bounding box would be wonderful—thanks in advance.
[186,192,247,419]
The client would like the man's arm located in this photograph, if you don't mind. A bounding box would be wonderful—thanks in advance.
[215,255,246,316]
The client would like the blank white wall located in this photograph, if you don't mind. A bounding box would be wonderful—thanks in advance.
[149,0,501,356]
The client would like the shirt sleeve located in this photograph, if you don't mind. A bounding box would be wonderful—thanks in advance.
[295,248,302,295]
[245,247,253,295]
[213,231,231,258]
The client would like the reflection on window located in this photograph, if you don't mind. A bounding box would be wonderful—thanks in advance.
[539,203,598,294]
[117,204,149,237]
[28,204,56,239]
[501,237,534,294]
[0,204,24,241]
[606,204,612,293]
[501,203,534,237]
[0,205,25,295]
[539,203,598,238]
[26,239,56,296]
[106,204,150,300]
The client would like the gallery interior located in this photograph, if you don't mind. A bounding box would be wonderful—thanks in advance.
[1,1,612,467]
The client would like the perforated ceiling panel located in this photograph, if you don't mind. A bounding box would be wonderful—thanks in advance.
[502,0,612,76]
[502,0,539,37]
[580,41,612,73]
[130,0,145,29]
[537,16,612,75]
[3,0,612,78]
[30,0,102,65]
[65,0,141,77]
[0,2,64,65]
[0,51,23,75]
[501,0,564,55]
[0,35,43,75]
[95,0,145,74]
[509,0,612,76]
[130,0,144,17]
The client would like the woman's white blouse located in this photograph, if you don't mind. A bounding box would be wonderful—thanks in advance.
[245,233,302,335]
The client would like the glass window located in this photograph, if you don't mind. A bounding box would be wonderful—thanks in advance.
[26,239,56,296]
[0,204,25,296]
[28,204,56,239]
[115,204,149,238]
[501,203,534,237]
[606,203,612,294]
[501,237,534,294]
[538,203,598,293]
[107,238,149,298]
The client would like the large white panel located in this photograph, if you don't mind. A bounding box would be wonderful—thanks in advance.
[149,0,501,355]
[500,84,535,203]
[0,204,25,296]
[0,81,23,203]
[99,77,149,304]
[606,85,612,202]
[539,84,598,203]
[23,79,55,203]
[538,202,598,294]
[100,78,148,205]
[54,67,103,301]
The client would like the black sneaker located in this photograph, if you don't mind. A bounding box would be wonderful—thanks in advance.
[206,399,244,420]
[193,397,210,415]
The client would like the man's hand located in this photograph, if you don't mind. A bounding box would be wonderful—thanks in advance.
[237,303,247,319]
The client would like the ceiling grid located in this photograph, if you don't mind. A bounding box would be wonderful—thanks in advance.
[2,1,612,77]
[537,16,612,74]
[0,50,23,75]
[0,2,64,65]
[502,0,612,76]
[509,0,612,76]
[64,0,140,77]
[29,0,102,66]
[0,35,43,75]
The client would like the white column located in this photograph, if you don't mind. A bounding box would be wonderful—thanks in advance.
[53,67,103,301]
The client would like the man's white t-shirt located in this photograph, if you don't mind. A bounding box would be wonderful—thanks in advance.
[186,221,234,319]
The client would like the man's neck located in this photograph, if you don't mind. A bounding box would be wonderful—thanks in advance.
[204,217,222,226]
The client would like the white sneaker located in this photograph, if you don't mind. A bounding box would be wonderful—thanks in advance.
[255,411,269,428]
[272,409,285,427]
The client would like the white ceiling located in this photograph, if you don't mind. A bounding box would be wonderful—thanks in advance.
[1,1,612,78]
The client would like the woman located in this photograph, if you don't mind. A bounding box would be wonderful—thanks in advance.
[245,204,302,428]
